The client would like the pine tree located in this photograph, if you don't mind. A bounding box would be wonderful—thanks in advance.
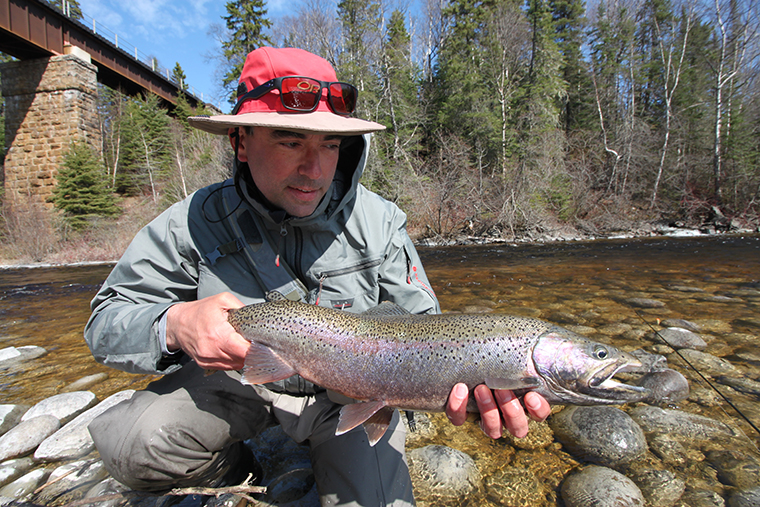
[50,141,119,229]
[221,0,272,96]
[47,0,83,20]
[171,63,187,90]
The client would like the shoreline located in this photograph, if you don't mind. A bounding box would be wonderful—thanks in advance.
[1,225,758,271]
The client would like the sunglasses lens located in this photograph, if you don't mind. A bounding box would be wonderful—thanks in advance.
[280,77,321,111]
[329,83,357,115]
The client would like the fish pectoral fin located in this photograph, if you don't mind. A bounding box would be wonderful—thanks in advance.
[241,342,298,385]
[336,400,388,437]
[484,377,542,390]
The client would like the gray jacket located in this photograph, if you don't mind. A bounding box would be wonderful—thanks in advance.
[85,134,440,376]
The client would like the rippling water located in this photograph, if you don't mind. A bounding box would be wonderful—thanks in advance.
[1,235,759,505]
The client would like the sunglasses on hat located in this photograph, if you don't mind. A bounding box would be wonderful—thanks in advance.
[232,76,359,116]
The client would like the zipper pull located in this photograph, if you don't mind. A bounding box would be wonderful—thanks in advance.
[315,273,327,306]
[275,225,288,267]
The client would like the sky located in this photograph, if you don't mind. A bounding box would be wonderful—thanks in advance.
[75,0,291,111]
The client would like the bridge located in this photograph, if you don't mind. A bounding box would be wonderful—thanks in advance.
[0,0,217,207]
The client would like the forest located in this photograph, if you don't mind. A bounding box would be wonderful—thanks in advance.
[1,0,759,263]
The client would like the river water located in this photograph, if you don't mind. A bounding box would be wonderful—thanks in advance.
[1,234,759,505]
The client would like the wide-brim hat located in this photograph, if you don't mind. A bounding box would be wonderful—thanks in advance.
[188,47,386,136]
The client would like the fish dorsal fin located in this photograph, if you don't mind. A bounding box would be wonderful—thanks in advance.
[241,342,298,385]
[362,301,411,317]
[336,400,387,436]
[484,377,543,390]
[363,407,396,446]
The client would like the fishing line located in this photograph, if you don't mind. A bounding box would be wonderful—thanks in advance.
[633,308,760,442]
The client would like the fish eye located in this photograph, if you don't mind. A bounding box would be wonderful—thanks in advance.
[593,346,609,360]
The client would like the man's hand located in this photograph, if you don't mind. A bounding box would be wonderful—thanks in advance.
[445,383,551,439]
[165,292,249,371]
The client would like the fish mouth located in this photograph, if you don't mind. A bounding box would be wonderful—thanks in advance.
[586,360,649,400]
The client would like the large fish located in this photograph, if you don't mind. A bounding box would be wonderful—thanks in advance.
[228,300,649,445]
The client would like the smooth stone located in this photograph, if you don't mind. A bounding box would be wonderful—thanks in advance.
[0,458,35,489]
[705,450,760,490]
[717,376,760,396]
[637,369,690,404]
[728,487,760,507]
[629,349,668,372]
[0,416,60,461]
[83,477,132,507]
[682,488,726,507]
[660,318,701,331]
[654,327,707,349]
[34,390,135,462]
[22,391,97,425]
[407,445,480,502]
[629,405,741,441]
[561,465,644,507]
[0,405,27,436]
[33,459,109,505]
[0,468,50,499]
[549,406,647,469]
[671,349,736,375]
[630,469,685,507]
[0,346,46,367]
[648,434,689,466]
[61,373,109,393]
[625,298,665,308]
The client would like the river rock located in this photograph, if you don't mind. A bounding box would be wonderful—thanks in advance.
[83,477,131,507]
[0,405,27,436]
[0,415,60,461]
[654,327,707,349]
[728,487,760,507]
[638,369,690,404]
[661,318,701,331]
[549,406,647,469]
[629,349,668,372]
[625,297,665,309]
[34,390,135,462]
[33,459,109,505]
[402,412,437,446]
[629,469,685,507]
[717,376,760,396]
[561,466,644,507]
[705,450,760,490]
[629,405,741,441]
[61,373,109,393]
[681,488,726,507]
[0,467,50,499]
[407,445,480,502]
[0,459,35,489]
[647,434,689,466]
[0,346,46,367]
[670,349,736,375]
[22,391,97,425]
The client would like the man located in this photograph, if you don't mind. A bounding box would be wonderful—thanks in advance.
[85,47,550,506]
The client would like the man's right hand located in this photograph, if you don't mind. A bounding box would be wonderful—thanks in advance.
[165,292,249,371]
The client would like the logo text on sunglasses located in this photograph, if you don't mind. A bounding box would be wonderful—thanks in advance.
[294,80,321,93]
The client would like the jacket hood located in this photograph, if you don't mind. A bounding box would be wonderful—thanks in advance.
[234,133,371,227]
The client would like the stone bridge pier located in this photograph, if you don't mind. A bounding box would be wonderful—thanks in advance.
[1,52,100,209]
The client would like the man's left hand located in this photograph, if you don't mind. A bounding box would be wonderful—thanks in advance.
[445,383,551,439]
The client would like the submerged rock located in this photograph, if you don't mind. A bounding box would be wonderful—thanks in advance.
[0,346,46,367]
[561,466,644,507]
[61,373,109,393]
[728,487,760,507]
[637,369,690,404]
[408,445,481,502]
[629,469,685,507]
[0,468,51,500]
[0,415,60,461]
[21,391,97,425]
[673,349,736,375]
[630,405,741,441]
[549,406,647,469]
[654,327,708,349]
[32,459,109,505]
[0,459,35,489]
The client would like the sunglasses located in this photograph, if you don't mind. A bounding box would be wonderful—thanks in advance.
[232,76,359,116]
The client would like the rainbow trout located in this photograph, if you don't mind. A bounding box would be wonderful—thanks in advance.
[228,300,648,445]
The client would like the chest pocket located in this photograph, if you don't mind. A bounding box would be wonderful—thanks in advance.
[311,256,383,312]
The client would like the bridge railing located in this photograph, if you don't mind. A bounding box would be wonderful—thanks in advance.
[57,0,222,109]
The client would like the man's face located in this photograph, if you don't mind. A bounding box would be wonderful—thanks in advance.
[235,127,342,217]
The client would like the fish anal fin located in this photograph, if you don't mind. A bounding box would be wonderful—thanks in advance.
[484,377,542,390]
[362,301,411,317]
[336,400,387,436]
[242,342,298,385]
[363,407,396,446]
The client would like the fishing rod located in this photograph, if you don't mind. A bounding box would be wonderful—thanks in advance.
[633,308,760,440]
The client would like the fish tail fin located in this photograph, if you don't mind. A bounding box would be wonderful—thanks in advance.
[241,342,298,385]
[337,401,396,446]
